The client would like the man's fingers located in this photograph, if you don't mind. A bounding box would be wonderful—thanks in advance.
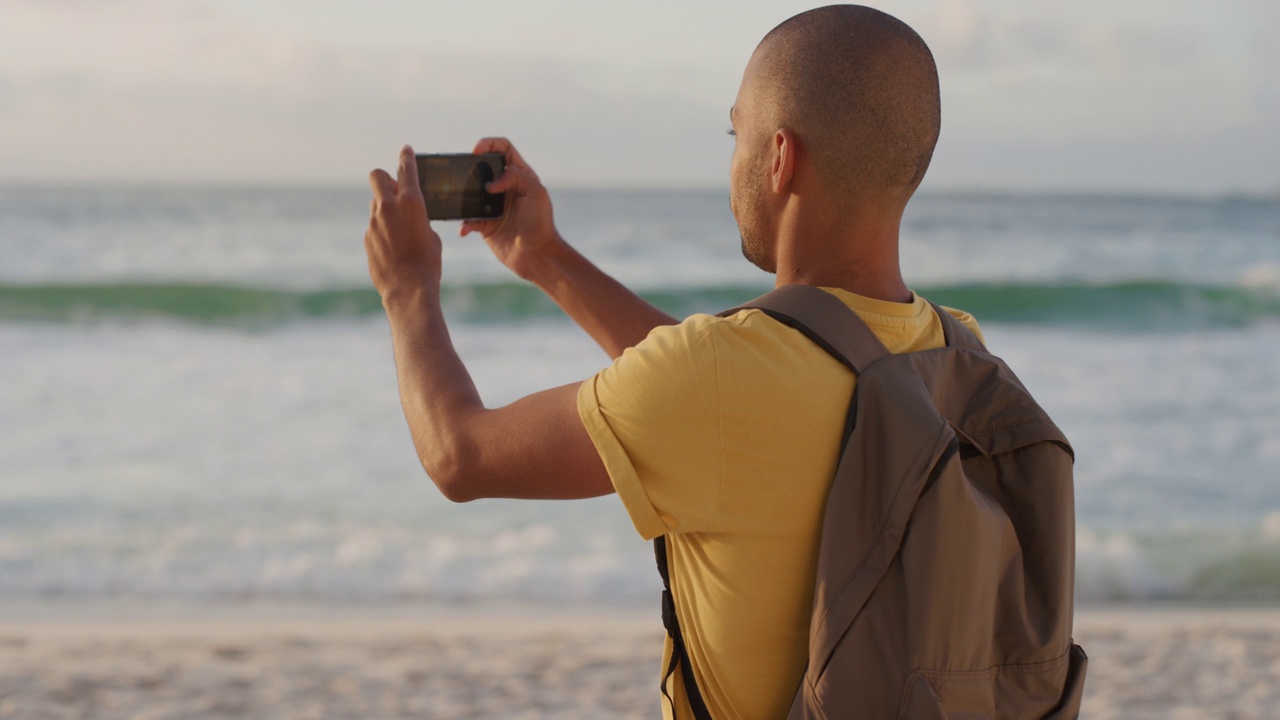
[460,219,499,238]
[486,163,533,194]
[473,136,526,168]
[397,145,421,197]
[369,169,396,201]
[473,136,508,155]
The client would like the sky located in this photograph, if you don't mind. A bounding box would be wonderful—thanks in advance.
[0,0,1277,195]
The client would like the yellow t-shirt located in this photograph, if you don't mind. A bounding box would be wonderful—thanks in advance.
[576,287,983,720]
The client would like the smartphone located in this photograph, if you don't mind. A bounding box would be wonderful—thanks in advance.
[416,153,505,221]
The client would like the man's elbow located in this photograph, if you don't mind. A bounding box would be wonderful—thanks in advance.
[421,448,483,503]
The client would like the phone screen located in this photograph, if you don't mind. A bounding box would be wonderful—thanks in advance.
[416,153,506,221]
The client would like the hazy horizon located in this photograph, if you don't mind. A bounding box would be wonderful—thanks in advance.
[2,178,1276,202]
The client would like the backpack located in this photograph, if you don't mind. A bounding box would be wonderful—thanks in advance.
[655,284,1088,720]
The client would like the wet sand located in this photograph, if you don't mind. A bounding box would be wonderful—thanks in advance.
[0,604,1277,719]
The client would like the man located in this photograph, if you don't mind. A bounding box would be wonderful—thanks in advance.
[365,6,985,718]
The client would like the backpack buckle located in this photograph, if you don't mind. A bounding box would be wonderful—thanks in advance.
[661,589,676,634]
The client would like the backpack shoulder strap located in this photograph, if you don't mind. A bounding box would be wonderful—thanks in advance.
[721,284,890,374]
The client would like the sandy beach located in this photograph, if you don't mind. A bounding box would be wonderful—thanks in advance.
[1,604,1278,719]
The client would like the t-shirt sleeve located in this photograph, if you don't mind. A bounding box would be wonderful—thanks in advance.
[944,306,987,347]
[576,317,723,540]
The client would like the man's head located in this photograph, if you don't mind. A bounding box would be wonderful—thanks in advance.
[730,5,941,273]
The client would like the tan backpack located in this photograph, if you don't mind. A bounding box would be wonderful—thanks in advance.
[655,284,1087,719]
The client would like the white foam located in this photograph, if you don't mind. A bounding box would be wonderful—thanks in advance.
[1241,261,1280,290]
[1263,513,1280,542]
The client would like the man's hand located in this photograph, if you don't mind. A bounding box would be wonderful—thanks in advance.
[458,137,676,358]
[459,137,562,282]
[365,145,442,303]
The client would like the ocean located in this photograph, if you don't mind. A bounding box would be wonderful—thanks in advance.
[2,185,1279,607]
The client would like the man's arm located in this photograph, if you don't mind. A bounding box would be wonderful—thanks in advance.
[365,146,612,502]
[459,137,677,359]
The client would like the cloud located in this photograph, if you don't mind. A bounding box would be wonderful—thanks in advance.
[914,0,989,67]
[0,0,1274,192]
[0,72,18,112]
[929,121,1279,195]
[909,2,1259,145]
[1243,0,1280,122]
[0,4,732,185]
[1096,24,1202,70]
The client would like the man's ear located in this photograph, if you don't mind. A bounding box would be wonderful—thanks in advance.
[770,128,797,195]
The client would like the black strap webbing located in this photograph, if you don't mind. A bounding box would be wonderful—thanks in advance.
[654,535,714,720]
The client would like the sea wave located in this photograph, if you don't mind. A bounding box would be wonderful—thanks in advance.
[3,518,1280,605]
[1,279,1278,330]
[1076,519,1280,603]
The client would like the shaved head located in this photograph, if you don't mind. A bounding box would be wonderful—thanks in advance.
[748,5,941,208]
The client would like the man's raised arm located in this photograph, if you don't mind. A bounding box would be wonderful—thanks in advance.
[364,146,612,502]
[459,137,676,359]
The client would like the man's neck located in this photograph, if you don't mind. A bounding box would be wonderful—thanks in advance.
[771,211,912,303]
[775,265,912,303]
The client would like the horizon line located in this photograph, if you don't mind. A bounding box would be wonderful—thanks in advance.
[0,178,1276,203]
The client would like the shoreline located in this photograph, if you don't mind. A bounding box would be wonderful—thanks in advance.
[2,603,1278,719]
[5,596,1280,624]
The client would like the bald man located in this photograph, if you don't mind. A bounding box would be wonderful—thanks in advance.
[365,6,990,719]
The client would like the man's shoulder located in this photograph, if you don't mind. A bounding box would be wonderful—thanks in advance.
[641,307,794,352]
[632,313,720,359]
[619,309,840,392]
[634,292,985,366]
[706,287,986,351]
[598,315,726,390]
